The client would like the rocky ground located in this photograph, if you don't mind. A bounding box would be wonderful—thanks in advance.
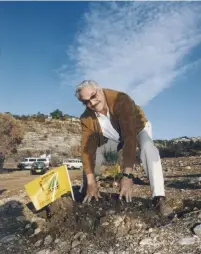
[0,156,201,254]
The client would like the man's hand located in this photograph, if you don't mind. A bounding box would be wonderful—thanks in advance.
[119,167,133,202]
[83,173,101,203]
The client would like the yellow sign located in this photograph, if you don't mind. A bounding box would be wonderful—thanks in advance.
[25,165,74,211]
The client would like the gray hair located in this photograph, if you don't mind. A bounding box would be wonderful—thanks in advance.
[75,80,100,100]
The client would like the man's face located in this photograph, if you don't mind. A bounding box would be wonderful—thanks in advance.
[79,86,106,112]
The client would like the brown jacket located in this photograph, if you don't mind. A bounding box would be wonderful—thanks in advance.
[80,88,148,175]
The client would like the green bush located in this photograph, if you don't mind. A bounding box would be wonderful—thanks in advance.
[102,148,118,166]
[0,113,25,155]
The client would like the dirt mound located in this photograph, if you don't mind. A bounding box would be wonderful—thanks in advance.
[1,156,201,253]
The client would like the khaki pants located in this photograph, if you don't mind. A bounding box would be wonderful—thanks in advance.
[80,121,165,197]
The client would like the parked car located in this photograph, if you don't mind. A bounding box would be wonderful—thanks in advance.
[63,158,83,170]
[17,157,50,170]
[30,161,47,175]
[36,158,50,169]
[17,157,38,170]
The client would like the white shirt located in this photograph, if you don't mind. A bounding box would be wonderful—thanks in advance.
[95,110,120,143]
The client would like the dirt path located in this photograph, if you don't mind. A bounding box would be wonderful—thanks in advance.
[0,168,82,193]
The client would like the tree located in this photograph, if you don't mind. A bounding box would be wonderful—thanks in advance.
[0,113,25,155]
[50,109,63,119]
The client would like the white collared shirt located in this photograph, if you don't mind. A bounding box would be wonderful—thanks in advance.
[95,110,120,143]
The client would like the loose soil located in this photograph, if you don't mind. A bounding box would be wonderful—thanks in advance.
[1,156,201,254]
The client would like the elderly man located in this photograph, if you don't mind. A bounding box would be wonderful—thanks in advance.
[76,80,172,216]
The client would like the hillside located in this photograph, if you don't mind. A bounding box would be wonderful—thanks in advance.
[17,118,81,160]
[0,113,201,166]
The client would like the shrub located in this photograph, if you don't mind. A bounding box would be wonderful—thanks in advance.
[102,148,118,166]
[51,155,61,167]
[0,113,25,155]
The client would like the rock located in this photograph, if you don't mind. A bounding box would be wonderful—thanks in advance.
[35,240,43,247]
[185,166,191,170]
[25,223,31,229]
[178,237,196,245]
[31,221,38,229]
[0,234,15,243]
[16,216,26,222]
[31,217,46,223]
[102,222,109,226]
[116,223,131,237]
[106,209,116,216]
[139,238,153,245]
[113,215,125,227]
[70,247,81,254]
[34,228,41,235]
[72,240,81,248]
[148,228,153,233]
[25,227,34,237]
[36,250,51,254]
[198,212,201,219]
[80,233,87,241]
[73,232,83,240]
[44,235,53,246]
[54,238,60,244]
[193,224,201,237]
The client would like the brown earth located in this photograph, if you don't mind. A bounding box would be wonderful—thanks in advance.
[1,156,201,254]
[0,167,82,194]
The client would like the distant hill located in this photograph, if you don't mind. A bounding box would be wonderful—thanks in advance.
[0,113,200,164]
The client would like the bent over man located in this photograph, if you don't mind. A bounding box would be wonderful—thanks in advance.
[76,80,172,216]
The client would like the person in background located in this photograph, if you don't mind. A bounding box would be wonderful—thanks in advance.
[76,80,173,216]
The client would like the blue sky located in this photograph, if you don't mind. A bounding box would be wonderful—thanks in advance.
[0,1,201,139]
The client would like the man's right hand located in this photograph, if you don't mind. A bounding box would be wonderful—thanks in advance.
[83,173,101,203]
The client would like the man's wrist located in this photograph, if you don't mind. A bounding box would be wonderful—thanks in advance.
[123,167,133,174]
[87,173,96,184]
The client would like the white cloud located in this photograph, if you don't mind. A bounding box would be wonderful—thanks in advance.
[59,2,201,106]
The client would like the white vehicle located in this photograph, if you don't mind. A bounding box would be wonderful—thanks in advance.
[18,157,50,170]
[17,157,38,170]
[63,158,83,170]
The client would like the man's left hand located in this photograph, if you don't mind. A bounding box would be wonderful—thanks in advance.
[119,176,133,202]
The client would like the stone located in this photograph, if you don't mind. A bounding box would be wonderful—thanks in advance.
[178,237,196,245]
[185,166,191,170]
[102,222,109,226]
[34,228,41,235]
[73,232,83,240]
[25,223,31,229]
[193,224,201,238]
[107,209,116,216]
[31,217,46,223]
[35,240,43,247]
[31,221,38,229]
[36,250,50,254]
[54,238,60,244]
[16,216,26,222]
[0,234,15,243]
[70,247,81,254]
[113,215,125,227]
[80,233,87,241]
[116,224,130,237]
[44,235,53,246]
[139,238,153,245]
[72,240,81,248]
